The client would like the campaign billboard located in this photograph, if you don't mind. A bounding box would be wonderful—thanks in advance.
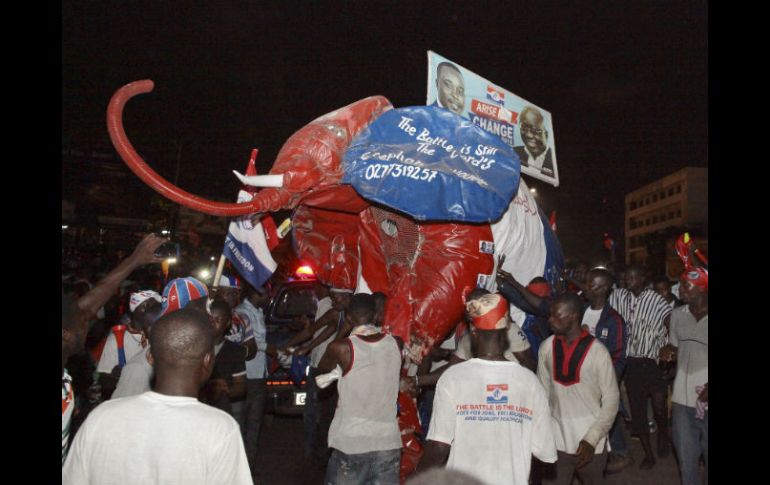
[427,51,559,187]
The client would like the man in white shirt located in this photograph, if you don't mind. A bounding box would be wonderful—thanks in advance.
[420,293,557,485]
[235,285,274,474]
[319,293,403,485]
[63,307,253,485]
[96,290,162,398]
[539,293,619,485]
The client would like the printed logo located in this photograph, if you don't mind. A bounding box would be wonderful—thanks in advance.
[486,384,508,404]
[486,85,505,105]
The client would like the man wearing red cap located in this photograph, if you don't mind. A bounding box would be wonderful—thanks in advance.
[539,293,619,485]
[496,269,554,359]
[420,293,557,485]
[659,268,708,485]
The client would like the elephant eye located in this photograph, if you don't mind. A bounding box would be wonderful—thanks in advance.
[325,123,346,139]
[381,219,398,237]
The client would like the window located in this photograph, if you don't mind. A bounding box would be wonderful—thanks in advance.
[676,185,682,193]
[652,194,658,202]
[669,211,675,219]
[630,201,637,210]
[659,191,666,199]
[652,215,658,223]
[676,209,682,217]
[668,188,674,197]
[646,218,651,225]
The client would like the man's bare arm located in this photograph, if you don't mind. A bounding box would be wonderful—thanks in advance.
[78,234,166,316]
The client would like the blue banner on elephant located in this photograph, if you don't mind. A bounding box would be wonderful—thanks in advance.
[342,106,520,223]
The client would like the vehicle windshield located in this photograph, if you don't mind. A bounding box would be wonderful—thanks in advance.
[274,286,317,319]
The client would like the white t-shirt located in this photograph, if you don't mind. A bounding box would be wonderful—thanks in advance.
[112,348,153,399]
[427,359,557,485]
[454,322,530,363]
[237,299,268,379]
[62,391,252,485]
[537,336,619,454]
[581,308,603,337]
[97,329,145,373]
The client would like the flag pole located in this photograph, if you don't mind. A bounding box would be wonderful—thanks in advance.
[214,149,259,289]
[213,254,227,289]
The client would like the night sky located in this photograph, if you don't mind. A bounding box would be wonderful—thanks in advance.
[62,1,708,265]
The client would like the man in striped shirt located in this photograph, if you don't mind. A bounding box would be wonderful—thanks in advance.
[608,265,672,470]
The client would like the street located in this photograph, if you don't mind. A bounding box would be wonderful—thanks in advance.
[254,414,688,484]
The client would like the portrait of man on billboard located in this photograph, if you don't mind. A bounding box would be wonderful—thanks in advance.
[433,62,465,116]
[514,105,554,178]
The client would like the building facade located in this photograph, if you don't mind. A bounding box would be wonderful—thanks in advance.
[624,167,707,278]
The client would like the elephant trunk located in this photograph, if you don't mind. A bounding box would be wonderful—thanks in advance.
[106,80,289,216]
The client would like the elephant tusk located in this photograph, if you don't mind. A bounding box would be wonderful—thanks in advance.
[232,171,284,188]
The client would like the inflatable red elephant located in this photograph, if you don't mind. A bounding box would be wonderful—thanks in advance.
[107,80,561,361]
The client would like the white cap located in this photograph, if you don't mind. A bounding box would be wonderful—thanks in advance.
[129,290,162,313]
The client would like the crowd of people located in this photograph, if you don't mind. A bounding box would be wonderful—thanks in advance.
[62,233,707,485]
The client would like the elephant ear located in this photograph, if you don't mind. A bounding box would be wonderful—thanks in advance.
[342,106,521,223]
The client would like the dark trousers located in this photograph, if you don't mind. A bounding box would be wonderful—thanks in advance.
[236,378,267,471]
[625,357,668,442]
[542,451,607,485]
[304,367,337,459]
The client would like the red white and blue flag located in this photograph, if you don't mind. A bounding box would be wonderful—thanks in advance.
[223,150,278,289]
[486,85,505,106]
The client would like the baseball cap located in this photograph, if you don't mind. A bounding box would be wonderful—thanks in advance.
[160,277,209,316]
[129,290,162,313]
